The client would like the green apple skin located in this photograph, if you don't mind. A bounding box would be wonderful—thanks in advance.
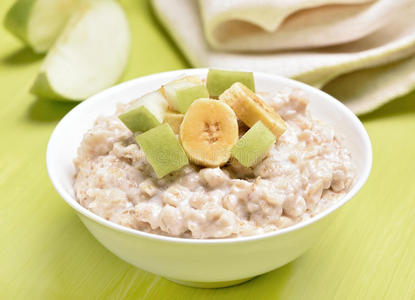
[4,0,79,53]
[206,69,255,97]
[29,0,130,101]
[4,0,35,45]
[136,124,189,178]
[231,121,276,167]
[30,71,69,100]
[162,82,209,114]
[136,91,168,123]
[175,85,209,113]
[119,106,161,133]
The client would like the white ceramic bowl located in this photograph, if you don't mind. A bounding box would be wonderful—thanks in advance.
[47,69,372,288]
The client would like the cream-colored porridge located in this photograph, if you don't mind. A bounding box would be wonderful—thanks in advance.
[74,88,355,238]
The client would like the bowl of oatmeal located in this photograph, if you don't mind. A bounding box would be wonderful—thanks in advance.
[47,68,372,288]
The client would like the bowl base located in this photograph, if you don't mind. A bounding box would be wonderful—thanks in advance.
[166,276,256,288]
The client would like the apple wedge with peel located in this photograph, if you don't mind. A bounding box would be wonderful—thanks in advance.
[118,91,168,133]
[136,124,189,178]
[161,76,209,113]
[231,121,276,167]
[30,0,131,101]
[4,0,79,53]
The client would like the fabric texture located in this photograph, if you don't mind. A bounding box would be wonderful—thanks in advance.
[151,0,415,114]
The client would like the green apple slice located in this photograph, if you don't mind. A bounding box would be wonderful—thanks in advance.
[133,90,168,123]
[136,123,189,178]
[160,76,208,113]
[4,0,79,53]
[206,69,255,97]
[119,107,160,133]
[30,0,130,101]
[162,82,209,114]
[175,85,209,113]
[231,121,276,167]
[119,91,167,133]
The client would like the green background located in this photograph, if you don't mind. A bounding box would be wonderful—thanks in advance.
[1,0,414,299]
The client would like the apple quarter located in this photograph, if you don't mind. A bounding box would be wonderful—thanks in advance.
[206,69,255,97]
[231,121,276,168]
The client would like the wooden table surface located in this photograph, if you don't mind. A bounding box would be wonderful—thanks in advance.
[1,0,414,299]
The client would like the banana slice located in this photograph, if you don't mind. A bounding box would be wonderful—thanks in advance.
[180,99,238,167]
[219,82,287,138]
[163,109,184,134]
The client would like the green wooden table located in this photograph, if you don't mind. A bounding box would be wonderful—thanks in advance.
[1,1,414,299]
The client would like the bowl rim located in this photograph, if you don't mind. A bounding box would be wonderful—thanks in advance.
[46,68,372,245]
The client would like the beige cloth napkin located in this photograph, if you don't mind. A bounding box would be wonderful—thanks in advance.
[151,0,415,115]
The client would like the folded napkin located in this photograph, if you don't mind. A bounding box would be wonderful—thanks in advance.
[151,0,415,115]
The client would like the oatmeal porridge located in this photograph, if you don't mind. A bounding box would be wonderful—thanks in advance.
[74,70,355,239]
